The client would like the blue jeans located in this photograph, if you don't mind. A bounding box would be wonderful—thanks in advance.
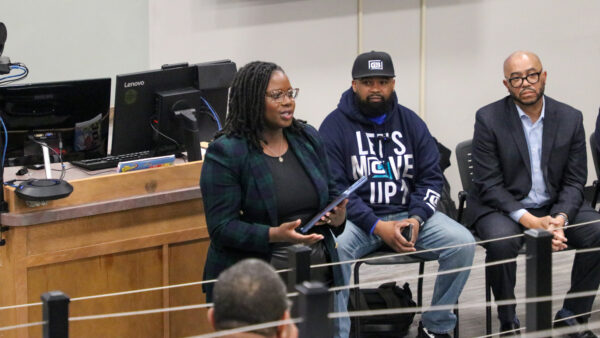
[334,211,475,337]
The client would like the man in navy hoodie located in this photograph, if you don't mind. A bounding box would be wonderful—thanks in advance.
[319,51,475,338]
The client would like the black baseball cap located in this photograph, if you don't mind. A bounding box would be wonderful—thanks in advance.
[352,50,395,79]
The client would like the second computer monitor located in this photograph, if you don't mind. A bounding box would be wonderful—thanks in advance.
[0,77,111,166]
[111,61,236,158]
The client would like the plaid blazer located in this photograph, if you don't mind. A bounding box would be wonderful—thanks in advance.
[200,124,344,297]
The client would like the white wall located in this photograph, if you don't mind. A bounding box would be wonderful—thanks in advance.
[149,0,358,128]
[4,0,600,190]
[426,0,600,188]
[148,0,423,127]
[361,1,422,115]
[0,0,149,104]
[150,0,600,189]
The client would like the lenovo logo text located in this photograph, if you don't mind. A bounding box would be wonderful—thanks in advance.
[124,81,145,88]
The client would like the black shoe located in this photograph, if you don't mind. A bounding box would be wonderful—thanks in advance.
[417,321,451,338]
[554,309,598,338]
[499,319,521,336]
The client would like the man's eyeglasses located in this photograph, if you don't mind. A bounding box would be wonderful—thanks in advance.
[266,88,299,102]
[507,70,542,88]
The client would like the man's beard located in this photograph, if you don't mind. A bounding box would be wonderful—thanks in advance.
[510,85,545,106]
[355,94,394,118]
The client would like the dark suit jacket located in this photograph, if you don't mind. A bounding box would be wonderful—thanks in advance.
[465,95,587,226]
[200,124,344,296]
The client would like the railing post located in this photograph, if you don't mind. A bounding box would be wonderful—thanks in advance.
[41,290,70,338]
[286,245,311,292]
[525,229,552,335]
[297,281,332,338]
[286,244,311,318]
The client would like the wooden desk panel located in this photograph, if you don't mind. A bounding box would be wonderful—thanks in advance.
[0,161,212,337]
[28,247,165,337]
[168,240,211,338]
[23,200,205,259]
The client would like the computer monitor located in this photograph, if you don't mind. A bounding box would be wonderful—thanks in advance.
[0,78,111,166]
[111,60,236,158]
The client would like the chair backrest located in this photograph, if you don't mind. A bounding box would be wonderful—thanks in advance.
[455,139,474,192]
[590,132,600,181]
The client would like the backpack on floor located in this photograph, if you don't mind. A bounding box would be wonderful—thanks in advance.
[349,282,417,337]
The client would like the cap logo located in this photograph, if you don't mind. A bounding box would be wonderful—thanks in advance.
[368,60,383,70]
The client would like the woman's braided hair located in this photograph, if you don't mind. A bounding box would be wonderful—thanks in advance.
[217,61,304,150]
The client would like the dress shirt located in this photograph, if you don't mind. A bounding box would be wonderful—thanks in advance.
[509,97,551,222]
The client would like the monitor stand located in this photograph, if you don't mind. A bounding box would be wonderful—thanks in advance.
[175,108,202,162]
[41,141,53,179]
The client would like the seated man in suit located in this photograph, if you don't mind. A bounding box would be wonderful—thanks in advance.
[208,259,298,338]
[467,50,600,337]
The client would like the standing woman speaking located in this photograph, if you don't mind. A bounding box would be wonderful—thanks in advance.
[200,61,347,326]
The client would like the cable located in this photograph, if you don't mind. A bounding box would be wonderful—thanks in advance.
[522,321,600,338]
[313,216,600,271]
[0,301,42,311]
[0,115,8,178]
[70,267,290,302]
[0,225,587,317]
[477,327,524,338]
[69,303,213,322]
[28,137,67,180]
[0,66,26,81]
[0,321,45,332]
[200,96,222,130]
[197,109,217,122]
[330,288,600,320]
[13,284,598,336]
[57,132,64,168]
[2,246,599,335]
[0,64,28,86]
[69,288,600,325]
[312,233,522,269]
[329,255,523,293]
[71,279,218,302]
[3,179,31,188]
[571,246,600,255]
[0,269,293,312]
[561,218,600,231]
[21,227,579,306]
[150,119,180,147]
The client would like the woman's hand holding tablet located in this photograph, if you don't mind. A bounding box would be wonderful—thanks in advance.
[299,176,368,233]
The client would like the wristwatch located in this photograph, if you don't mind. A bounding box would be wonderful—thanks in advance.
[553,213,569,226]
[409,215,424,227]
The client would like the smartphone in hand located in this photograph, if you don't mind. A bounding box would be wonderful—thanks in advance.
[401,223,413,242]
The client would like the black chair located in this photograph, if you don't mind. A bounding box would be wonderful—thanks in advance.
[455,139,474,226]
[590,132,600,208]
[456,139,552,335]
[352,252,460,336]
[455,139,495,335]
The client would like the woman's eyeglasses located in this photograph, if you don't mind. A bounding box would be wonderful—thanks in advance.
[265,88,300,102]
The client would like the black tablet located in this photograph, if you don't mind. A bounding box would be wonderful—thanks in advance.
[299,175,368,233]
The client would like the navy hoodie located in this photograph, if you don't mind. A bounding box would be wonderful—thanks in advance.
[319,88,443,233]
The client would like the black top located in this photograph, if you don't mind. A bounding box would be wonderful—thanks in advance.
[265,148,332,285]
[264,149,319,225]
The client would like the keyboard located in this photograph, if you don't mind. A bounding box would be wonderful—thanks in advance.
[70,150,153,171]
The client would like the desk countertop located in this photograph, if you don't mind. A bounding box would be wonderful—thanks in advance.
[1,160,202,226]
[3,159,190,182]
